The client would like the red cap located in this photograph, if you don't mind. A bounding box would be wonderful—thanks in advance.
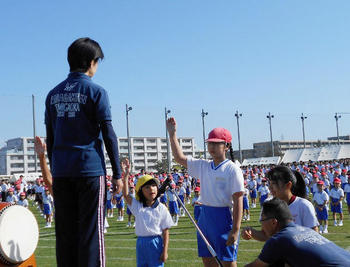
[206,128,232,143]
[8,188,14,192]
[20,192,26,196]
[313,174,318,178]
[160,179,164,183]
[321,172,326,176]
[334,178,341,184]
[334,171,339,174]
[342,169,347,173]
[197,179,200,183]
[317,180,324,185]
[262,178,267,183]
[15,185,21,190]
[194,187,200,192]
[107,182,112,186]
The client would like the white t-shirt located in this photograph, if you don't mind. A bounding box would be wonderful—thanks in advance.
[17,199,29,208]
[289,197,319,228]
[187,158,244,207]
[178,187,186,196]
[344,184,350,193]
[248,180,257,191]
[329,188,344,200]
[6,195,17,204]
[313,191,329,208]
[129,198,174,237]
[258,185,270,196]
[166,190,176,202]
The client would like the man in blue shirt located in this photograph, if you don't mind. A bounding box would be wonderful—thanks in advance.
[245,198,350,267]
[45,37,122,267]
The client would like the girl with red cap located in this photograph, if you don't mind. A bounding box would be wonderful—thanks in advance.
[167,117,244,267]
[330,178,344,226]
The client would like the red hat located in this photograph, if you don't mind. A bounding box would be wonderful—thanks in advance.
[194,187,200,192]
[313,174,318,178]
[321,172,326,176]
[15,185,21,190]
[334,178,341,184]
[107,182,112,186]
[20,192,26,196]
[206,128,232,143]
[334,171,339,174]
[8,188,14,192]
[171,184,176,189]
[342,169,347,173]
[262,178,267,183]
[197,179,200,184]
[317,180,324,185]
[160,179,164,183]
[321,168,325,171]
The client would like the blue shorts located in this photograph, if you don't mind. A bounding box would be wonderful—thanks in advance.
[305,186,310,195]
[136,236,163,267]
[186,188,191,196]
[106,199,112,210]
[168,201,178,215]
[316,206,328,220]
[126,207,132,215]
[197,205,239,262]
[117,199,124,209]
[43,203,51,215]
[331,198,342,213]
[177,195,184,207]
[194,205,202,221]
[243,196,249,210]
[347,193,350,205]
[160,194,167,204]
[250,189,257,199]
[260,194,268,206]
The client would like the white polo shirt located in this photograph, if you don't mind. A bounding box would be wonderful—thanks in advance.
[129,198,174,237]
[344,184,350,193]
[313,191,329,207]
[248,180,257,191]
[329,188,344,200]
[187,157,244,207]
[258,185,270,196]
[289,197,319,228]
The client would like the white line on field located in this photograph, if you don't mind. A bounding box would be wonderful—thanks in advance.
[37,246,260,252]
[35,255,245,264]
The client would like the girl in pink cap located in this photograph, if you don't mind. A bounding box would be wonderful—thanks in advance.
[167,117,244,267]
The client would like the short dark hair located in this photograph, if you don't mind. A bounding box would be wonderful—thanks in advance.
[67,37,104,72]
[262,198,293,228]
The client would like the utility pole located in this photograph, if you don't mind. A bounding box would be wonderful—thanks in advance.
[32,94,37,172]
[266,112,275,157]
[126,104,132,164]
[335,113,341,145]
[201,109,208,159]
[301,113,307,148]
[234,110,242,162]
[165,107,171,173]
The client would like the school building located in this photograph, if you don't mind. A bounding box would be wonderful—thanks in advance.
[0,136,199,175]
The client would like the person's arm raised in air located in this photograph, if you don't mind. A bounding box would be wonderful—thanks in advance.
[34,136,53,196]
[166,117,187,168]
[121,159,132,206]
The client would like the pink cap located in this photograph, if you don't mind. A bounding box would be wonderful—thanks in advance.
[20,192,26,196]
[194,187,200,192]
[334,178,341,184]
[206,128,232,143]
[8,188,14,192]
[317,180,324,185]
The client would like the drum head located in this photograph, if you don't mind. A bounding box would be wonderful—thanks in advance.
[0,205,39,264]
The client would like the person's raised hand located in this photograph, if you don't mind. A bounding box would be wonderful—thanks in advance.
[121,158,131,175]
[34,136,46,158]
[166,117,177,136]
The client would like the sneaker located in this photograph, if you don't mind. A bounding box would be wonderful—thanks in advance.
[132,223,136,228]
[243,215,247,221]
[334,221,338,226]
[120,216,124,221]
[319,225,323,233]
[338,220,343,226]
[323,228,328,234]
[126,222,131,227]
[104,228,107,234]
[247,215,250,221]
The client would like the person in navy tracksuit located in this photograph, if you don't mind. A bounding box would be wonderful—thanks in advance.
[45,37,122,267]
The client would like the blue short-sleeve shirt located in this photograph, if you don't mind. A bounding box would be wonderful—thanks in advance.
[45,72,112,177]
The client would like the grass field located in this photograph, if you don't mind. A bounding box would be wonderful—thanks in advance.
[32,199,350,267]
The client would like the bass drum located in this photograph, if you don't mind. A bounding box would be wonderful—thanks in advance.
[0,203,39,265]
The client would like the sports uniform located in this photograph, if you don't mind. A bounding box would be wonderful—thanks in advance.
[258,184,269,206]
[329,187,344,213]
[187,157,244,262]
[45,68,121,266]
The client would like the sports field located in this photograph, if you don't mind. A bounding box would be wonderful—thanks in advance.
[33,201,350,267]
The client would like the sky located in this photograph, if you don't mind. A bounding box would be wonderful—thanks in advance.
[1,0,350,151]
